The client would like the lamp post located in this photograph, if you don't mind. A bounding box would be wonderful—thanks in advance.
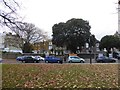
[89,49,92,64]
[89,35,92,64]
[77,46,80,54]
[37,43,39,54]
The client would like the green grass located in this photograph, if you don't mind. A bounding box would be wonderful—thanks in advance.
[2,64,119,88]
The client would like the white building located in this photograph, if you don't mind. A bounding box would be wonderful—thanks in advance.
[0,33,5,50]
[0,32,22,53]
[0,33,5,59]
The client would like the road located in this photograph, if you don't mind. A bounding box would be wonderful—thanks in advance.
[1,58,119,64]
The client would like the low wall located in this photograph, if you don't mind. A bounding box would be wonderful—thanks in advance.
[2,53,46,59]
[2,52,21,59]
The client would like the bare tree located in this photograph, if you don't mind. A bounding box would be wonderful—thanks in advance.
[0,0,21,27]
[9,22,47,53]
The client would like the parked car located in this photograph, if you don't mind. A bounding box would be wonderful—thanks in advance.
[0,58,2,63]
[45,56,63,63]
[96,56,117,63]
[117,54,120,60]
[67,56,85,63]
[16,56,40,63]
[113,51,120,59]
[34,56,45,61]
[16,56,25,62]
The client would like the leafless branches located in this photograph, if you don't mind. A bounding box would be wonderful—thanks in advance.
[0,0,20,27]
[13,22,47,43]
[4,22,48,50]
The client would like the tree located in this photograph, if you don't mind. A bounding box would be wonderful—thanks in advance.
[22,42,33,53]
[52,22,66,47]
[99,35,120,53]
[6,22,47,53]
[89,34,96,47]
[0,0,21,27]
[52,18,94,53]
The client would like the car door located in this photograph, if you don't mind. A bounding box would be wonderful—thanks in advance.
[52,57,58,62]
[72,56,79,62]
[104,56,109,63]
[49,56,54,62]
[26,56,33,61]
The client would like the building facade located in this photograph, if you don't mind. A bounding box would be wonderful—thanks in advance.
[33,40,53,54]
[0,33,5,50]
[1,32,22,53]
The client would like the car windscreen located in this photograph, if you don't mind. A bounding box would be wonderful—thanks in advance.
[70,56,79,59]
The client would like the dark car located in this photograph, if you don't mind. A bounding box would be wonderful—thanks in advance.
[16,56,25,62]
[113,51,120,60]
[16,56,40,63]
[45,56,63,63]
[117,54,120,60]
[96,56,117,63]
[0,59,2,63]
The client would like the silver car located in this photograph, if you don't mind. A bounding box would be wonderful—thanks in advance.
[67,56,85,63]
[34,56,45,61]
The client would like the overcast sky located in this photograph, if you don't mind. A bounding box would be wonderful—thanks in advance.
[18,0,118,40]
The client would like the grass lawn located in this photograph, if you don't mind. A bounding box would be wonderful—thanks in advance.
[2,64,119,89]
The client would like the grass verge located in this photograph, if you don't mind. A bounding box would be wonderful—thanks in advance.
[2,64,119,89]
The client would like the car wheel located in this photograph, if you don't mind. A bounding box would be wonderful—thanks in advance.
[25,61,28,63]
[60,61,63,64]
[45,61,49,63]
[69,61,72,63]
[36,61,39,63]
[111,60,116,63]
[57,60,60,63]
[118,57,120,60]
[80,61,84,63]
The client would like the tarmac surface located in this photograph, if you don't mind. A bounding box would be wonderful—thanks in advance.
[1,58,119,64]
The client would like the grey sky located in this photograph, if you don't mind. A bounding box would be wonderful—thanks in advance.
[3,0,119,40]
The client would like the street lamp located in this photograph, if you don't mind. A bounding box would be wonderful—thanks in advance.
[89,35,92,64]
[77,46,80,54]
[89,49,92,64]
